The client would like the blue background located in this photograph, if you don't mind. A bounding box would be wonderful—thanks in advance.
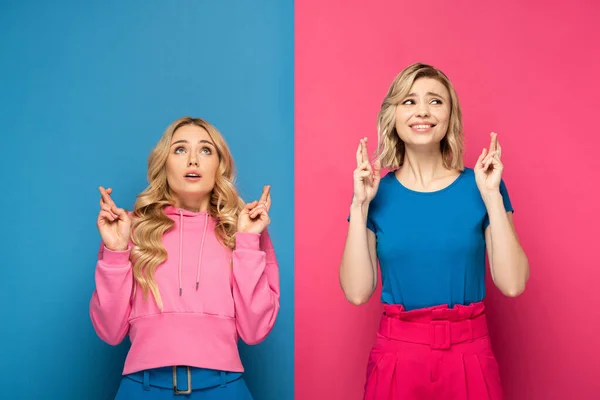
[0,2,294,399]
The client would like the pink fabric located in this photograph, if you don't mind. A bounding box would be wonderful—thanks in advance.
[365,302,503,400]
[89,206,280,374]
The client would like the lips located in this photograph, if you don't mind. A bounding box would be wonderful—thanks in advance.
[409,122,436,133]
[184,170,202,180]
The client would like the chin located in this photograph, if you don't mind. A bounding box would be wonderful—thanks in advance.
[173,185,213,198]
[186,187,213,197]
[404,136,441,146]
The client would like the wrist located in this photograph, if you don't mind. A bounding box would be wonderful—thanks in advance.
[235,231,261,250]
[237,226,265,235]
[106,244,128,252]
[350,200,369,219]
[481,190,503,207]
[351,195,369,208]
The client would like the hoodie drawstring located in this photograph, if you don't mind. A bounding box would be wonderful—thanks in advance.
[196,216,208,290]
[178,209,208,296]
[178,210,184,296]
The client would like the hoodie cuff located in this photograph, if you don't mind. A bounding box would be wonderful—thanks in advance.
[235,232,261,250]
[102,246,132,267]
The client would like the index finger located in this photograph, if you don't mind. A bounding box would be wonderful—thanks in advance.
[98,186,116,209]
[496,136,502,157]
[361,137,369,164]
[265,192,272,211]
[356,141,363,166]
[489,132,497,152]
[259,185,270,204]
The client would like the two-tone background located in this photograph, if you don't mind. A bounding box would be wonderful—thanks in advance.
[1,1,598,399]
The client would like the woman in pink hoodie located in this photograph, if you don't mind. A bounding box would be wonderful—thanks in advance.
[90,117,280,399]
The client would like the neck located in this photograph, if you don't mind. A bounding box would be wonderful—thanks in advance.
[173,196,210,213]
[398,145,447,186]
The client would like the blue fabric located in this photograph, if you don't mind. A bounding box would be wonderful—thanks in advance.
[114,367,251,399]
[360,168,513,311]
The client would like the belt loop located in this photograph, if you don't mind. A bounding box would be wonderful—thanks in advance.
[468,319,474,342]
[429,320,451,350]
[143,370,150,391]
[386,316,391,338]
[220,371,227,388]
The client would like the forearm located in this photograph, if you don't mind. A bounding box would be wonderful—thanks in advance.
[232,232,280,344]
[90,246,133,345]
[484,192,529,296]
[340,202,376,304]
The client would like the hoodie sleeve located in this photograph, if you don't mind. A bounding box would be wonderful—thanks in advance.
[232,228,281,345]
[89,243,134,346]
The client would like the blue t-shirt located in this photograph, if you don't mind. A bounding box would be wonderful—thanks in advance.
[363,168,513,311]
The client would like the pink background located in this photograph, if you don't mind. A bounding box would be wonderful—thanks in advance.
[295,1,600,399]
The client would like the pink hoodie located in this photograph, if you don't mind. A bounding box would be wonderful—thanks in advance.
[89,206,280,375]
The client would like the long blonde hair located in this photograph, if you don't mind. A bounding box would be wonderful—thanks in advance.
[130,117,243,309]
[376,63,464,171]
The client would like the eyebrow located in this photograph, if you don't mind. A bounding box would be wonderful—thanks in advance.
[406,91,446,99]
[171,139,215,147]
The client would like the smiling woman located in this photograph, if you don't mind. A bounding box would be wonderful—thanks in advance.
[340,63,529,399]
[90,117,279,399]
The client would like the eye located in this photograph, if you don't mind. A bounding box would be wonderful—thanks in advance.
[200,147,212,155]
[402,99,415,105]
[174,146,186,154]
[430,99,443,105]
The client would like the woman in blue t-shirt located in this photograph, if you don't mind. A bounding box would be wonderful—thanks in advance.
[340,63,530,400]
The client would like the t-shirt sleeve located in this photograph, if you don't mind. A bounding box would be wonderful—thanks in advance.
[483,178,514,229]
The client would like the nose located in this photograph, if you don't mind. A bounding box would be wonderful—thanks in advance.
[187,154,199,167]
[415,103,430,118]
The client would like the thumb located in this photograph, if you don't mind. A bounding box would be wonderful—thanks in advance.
[373,159,382,174]
[476,148,487,169]
[373,160,382,180]
[114,207,128,220]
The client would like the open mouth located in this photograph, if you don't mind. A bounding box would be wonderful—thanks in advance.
[184,173,202,180]
[410,123,436,132]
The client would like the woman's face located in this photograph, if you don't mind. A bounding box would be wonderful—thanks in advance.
[166,124,220,206]
[394,77,451,149]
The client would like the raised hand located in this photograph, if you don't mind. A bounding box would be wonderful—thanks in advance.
[237,185,272,235]
[353,137,381,205]
[475,132,503,194]
[97,186,132,251]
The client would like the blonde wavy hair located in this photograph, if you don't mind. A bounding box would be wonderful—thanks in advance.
[130,117,244,309]
[376,63,464,171]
